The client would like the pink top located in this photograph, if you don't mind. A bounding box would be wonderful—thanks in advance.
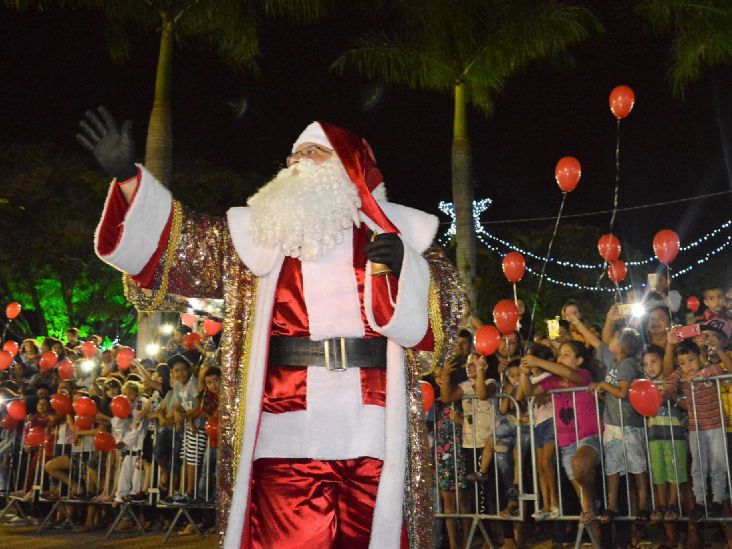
[539,368,600,447]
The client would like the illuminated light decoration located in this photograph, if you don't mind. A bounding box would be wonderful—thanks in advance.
[159,324,174,335]
[439,200,732,292]
[80,359,95,373]
[145,343,161,356]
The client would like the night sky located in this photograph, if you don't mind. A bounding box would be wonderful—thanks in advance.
[2,3,731,271]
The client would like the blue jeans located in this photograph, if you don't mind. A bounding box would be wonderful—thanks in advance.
[689,428,729,504]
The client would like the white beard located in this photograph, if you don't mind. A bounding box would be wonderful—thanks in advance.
[247,156,362,261]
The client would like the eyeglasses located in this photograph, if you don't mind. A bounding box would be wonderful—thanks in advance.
[286,144,332,165]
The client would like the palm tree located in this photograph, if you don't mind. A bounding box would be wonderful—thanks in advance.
[333,0,600,305]
[636,0,732,96]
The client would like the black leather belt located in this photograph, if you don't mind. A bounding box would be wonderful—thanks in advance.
[268,336,387,371]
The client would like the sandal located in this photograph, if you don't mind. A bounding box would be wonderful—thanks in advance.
[598,507,618,524]
[500,501,520,519]
[650,507,665,523]
[664,508,679,521]
[579,509,598,525]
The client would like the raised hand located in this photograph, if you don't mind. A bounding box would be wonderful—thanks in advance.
[365,233,404,276]
[76,106,137,181]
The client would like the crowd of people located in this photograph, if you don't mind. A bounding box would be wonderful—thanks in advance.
[0,321,220,535]
[423,284,732,549]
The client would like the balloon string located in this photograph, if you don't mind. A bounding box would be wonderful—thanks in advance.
[666,264,671,291]
[513,283,518,306]
[529,192,567,337]
[609,118,621,233]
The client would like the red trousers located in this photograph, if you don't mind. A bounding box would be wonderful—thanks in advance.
[248,457,382,549]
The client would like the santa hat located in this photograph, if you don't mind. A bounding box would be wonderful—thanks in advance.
[292,121,399,234]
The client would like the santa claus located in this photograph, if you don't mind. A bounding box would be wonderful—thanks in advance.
[77,108,465,548]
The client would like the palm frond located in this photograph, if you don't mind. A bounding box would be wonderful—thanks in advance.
[261,0,332,24]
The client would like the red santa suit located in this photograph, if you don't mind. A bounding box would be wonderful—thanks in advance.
[94,122,439,548]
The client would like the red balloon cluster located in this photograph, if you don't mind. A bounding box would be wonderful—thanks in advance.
[93,432,115,452]
[180,313,197,328]
[474,325,501,356]
[204,318,223,337]
[0,350,13,371]
[653,229,680,265]
[493,300,520,335]
[57,359,74,381]
[73,396,98,418]
[686,295,700,313]
[183,332,202,351]
[502,252,525,283]
[81,341,97,358]
[2,341,19,357]
[609,85,635,120]
[39,351,58,371]
[117,347,135,371]
[607,260,627,284]
[7,400,27,421]
[419,381,435,413]
[205,417,219,448]
[5,302,21,320]
[50,393,72,416]
[597,234,621,262]
[0,416,19,430]
[629,379,662,417]
[110,395,131,419]
[554,156,582,193]
[26,427,46,448]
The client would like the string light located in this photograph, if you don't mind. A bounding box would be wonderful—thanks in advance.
[440,200,732,291]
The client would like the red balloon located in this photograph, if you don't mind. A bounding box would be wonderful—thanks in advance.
[75,415,94,430]
[0,350,13,371]
[5,302,21,320]
[26,427,46,448]
[116,347,134,371]
[2,341,19,357]
[419,381,435,413]
[39,351,58,371]
[81,341,97,358]
[50,393,72,416]
[110,395,131,419]
[629,379,662,417]
[93,431,116,452]
[205,417,219,448]
[554,156,582,193]
[182,332,202,351]
[493,299,520,336]
[607,260,628,283]
[57,359,74,381]
[597,233,621,262]
[609,85,635,119]
[7,400,26,421]
[73,396,98,418]
[653,229,680,265]
[1,416,19,430]
[687,295,700,313]
[502,252,525,283]
[203,318,223,337]
[180,313,197,328]
[474,325,501,356]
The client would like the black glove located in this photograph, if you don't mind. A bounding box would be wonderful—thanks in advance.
[365,233,404,277]
[76,106,137,181]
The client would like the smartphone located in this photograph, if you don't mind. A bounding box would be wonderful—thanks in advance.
[647,273,658,291]
[546,318,560,340]
[617,303,634,317]
[673,323,701,340]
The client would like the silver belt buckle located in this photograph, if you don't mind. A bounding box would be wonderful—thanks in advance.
[324,337,348,372]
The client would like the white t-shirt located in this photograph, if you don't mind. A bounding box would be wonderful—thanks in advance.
[459,378,497,448]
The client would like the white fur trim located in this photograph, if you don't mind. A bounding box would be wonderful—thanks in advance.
[364,240,431,348]
[359,201,438,254]
[94,164,172,276]
[254,366,385,460]
[301,234,365,340]
[370,182,387,202]
[369,340,406,549]
[226,207,283,276]
[291,122,333,153]
[222,264,282,549]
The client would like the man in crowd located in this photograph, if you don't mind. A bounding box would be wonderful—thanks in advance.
[77,108,464,548]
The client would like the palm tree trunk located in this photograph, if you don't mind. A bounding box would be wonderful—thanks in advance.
[144,14,174,185]
[451,82,476,307]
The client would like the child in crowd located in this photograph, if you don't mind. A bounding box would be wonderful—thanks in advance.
[16,397,54,500]
[195,366,220,502]
[567,307,650,524]
[662,340,731,522]
[701,286,731,339]
[113,380,148,504]
[519,341,601,535]
[525,343,559,520]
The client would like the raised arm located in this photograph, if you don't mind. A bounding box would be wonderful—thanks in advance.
[602,305,621,345]
[520,354,583,385]
[436,356,464,403]
[565,310,601,349]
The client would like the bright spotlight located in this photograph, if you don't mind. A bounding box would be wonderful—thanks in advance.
[159,324,174,335]
[145,343,160,356]
[631,303,646,317]
[80,360,95,373]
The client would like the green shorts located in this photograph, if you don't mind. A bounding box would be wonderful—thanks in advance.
[649,439,688,485]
